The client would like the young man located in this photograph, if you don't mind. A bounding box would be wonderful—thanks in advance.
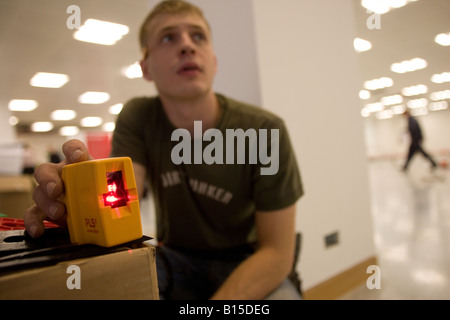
[24,0,304,300]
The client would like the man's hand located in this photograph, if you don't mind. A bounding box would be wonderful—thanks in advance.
[24,139,93,238]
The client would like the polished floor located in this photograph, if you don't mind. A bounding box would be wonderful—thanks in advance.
[339,155,450,300]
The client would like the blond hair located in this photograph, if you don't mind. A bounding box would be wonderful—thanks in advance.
[139,0,210,52]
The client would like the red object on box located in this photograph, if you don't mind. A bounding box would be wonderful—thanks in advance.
[0,217,59,231]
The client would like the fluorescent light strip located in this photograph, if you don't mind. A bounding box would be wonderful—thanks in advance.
[431,72,450,84]
[365,102,384,112]
[8,99,38,112]
[359,90,371,100]
[407,98,428,108]
[109,103,123,115]
[102,122,116,132]
[80,116,103,127]
[30,72,69,88]
[78,91,110,104]
[31,122,53,132]
[122,62,143,79]
[381,94,403,106]
[51,109,77,121]
[434,33,450,46]
[361,0,417,14]
[354,38,372,53]
[74,19,129,45]
[60,126,80,136]
[430,90,450,101]
[364,77,393,90]
[376,110,393,120]
[391,57,427,74]
[429,101,448,111]
[402,84,427,96]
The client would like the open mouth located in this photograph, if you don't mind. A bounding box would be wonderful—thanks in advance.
[177,62,201,75]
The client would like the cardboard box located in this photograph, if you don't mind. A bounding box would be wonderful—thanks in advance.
[0,244,159,300]
[0,175,34,219]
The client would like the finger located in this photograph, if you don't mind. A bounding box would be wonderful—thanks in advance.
[24,203,67,239]
[23,204,47,238]
[32,184,66,221]
[34,162,66,200]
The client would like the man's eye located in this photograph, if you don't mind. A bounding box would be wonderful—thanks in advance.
[192,32,205,42]
[162,34,174,43]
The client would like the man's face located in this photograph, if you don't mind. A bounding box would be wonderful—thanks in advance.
[140,12,217,100]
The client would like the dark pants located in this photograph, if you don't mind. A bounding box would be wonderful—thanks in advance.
[403,140,437,170]
[155,245,302,300]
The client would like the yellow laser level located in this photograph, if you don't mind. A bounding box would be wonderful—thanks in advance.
[62,157,142,247]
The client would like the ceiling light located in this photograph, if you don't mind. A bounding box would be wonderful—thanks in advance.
[434,33,450,46]
[80,116,103,127]
[429,101,448,111]
[407,98,428,109]
[402,84,427,96]
[431,72,450,84]
[109,103,123,115]
[30,72,69,88]
[102,122,116,132]
[122,62,143,79]
[51,109,77,121]
[376,109,393,120]
[390,57,427,73]
[430,90,450,101]
[73,19,129,45]
[389,0,408,9]
[8,99,38,112]
[361,0,390,14]
[31,121,54,132]
[9,116,19,126]
[354,38,372,53]
[359,90,371,100]
[390,104,406,114]
[381,94,403,106]
[361,0,415,14]
[60,126,80,136]
[78,91,110,104]
[365,102,384,112]
[410,106,428,116]
[361,108,370,117]
[364,77,393,90]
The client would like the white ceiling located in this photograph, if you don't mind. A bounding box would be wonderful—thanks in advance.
[1,0,449,136]
[0,0,156,134]
[352,0,450,114]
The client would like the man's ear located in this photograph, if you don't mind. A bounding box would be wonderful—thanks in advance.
[140,58,153,82]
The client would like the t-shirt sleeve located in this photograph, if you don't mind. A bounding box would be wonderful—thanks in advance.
[110,98,148,167]
[252,119,304,211]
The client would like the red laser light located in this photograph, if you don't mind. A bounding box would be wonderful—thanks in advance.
[103,171,128,208]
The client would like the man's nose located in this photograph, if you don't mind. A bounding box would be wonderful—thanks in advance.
[179,33,196,56]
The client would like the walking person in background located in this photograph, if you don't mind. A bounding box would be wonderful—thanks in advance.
[402,109,437,172]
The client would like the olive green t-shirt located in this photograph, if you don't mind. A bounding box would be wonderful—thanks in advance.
[111,93,303,251]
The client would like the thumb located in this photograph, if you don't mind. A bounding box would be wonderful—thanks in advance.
[61,139,93,164]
